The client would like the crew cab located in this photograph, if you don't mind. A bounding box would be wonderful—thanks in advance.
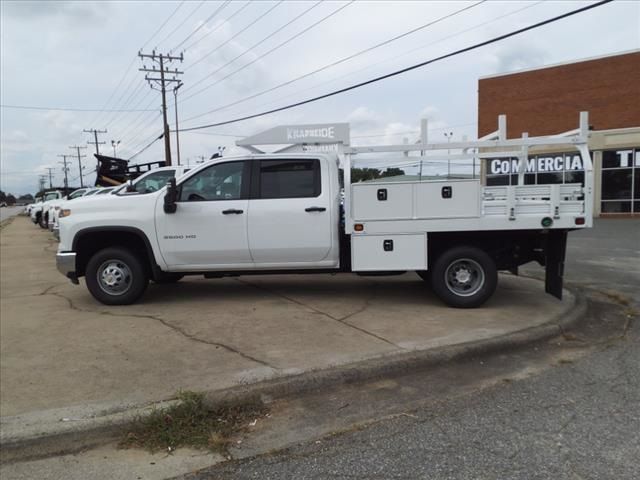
[56,114,594,308]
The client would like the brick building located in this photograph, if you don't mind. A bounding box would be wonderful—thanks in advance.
[478,50,640,216]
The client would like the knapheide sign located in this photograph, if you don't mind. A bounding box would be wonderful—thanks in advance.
[489,153,584,175]
[237,123,350,147]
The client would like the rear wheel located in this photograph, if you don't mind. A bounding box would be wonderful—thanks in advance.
[430,246,497,308]
[85,247,148,305]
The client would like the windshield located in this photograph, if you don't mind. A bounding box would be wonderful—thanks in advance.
[44,192,58,201]
[131,169,175,194]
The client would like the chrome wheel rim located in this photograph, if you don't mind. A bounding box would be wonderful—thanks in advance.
[97,259,132,296]
[445,258,485,297]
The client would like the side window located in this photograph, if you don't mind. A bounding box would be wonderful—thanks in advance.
[134,170,175,194]
[68,190,85,200]
[259,159,320,199]
[179,161,246,202]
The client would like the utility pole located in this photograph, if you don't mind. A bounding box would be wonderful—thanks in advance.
[83,129,107,155]
[139,50,184,166]
[57,155,71,190]
[38,175,47,193]
[45,167,55,188]
[69,145,87,188]
[173,81,183,165]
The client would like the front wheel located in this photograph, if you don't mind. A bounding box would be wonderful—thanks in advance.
[39,213,48,229]
[85,247,148,305]
[430,246,497,308]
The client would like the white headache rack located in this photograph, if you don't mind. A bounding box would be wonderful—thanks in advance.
[343,112,593,235]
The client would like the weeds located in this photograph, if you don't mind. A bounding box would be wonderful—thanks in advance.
[120,391,267,454]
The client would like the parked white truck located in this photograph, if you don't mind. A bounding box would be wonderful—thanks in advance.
[56,114,593,308]
[31,190,63,228]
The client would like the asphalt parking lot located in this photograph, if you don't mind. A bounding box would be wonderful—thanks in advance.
[0,215,574,421]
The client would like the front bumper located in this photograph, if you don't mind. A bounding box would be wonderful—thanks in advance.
[56,252,79,284]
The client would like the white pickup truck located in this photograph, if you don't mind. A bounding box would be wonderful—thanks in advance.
[31,190,63,228]
[56,114,593,308]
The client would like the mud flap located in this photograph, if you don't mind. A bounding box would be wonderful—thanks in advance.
[545,229,568,300]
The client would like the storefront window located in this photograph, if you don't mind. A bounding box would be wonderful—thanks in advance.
[600,147,639,213]
[601,201,632,213]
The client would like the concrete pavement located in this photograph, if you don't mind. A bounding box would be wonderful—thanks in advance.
[1,216,579,464]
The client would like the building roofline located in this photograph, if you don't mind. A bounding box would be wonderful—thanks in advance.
[479,49,640,81]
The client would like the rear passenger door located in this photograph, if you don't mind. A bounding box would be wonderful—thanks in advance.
[248,158,332,265]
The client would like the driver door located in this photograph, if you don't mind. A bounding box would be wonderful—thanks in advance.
[155,160,253,269]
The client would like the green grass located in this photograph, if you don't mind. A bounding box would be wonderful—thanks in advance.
[119,391,267,454]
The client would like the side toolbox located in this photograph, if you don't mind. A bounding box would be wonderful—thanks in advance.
[351,233,427,271]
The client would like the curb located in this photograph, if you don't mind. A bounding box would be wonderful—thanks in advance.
[0,286,587,464]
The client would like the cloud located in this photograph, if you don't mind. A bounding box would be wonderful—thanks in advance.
[492,42,547,74]
[2,1,109,22]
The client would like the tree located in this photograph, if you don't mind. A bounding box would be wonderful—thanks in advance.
[6,194,16,205]
[18,194,34,202]
[380,168,405,178]
[0,190,6,203]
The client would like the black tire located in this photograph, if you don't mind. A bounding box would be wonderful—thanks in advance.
[152,273,184,284]
[85,247,149,305]
[430,246,497,308]
[39,213,48,229]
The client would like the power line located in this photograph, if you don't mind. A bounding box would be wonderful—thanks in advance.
[179,0,613,132]
[210,1,542,125]
[184,0,323,94]
[181,1,252,53]
[172,0,232,51]
[127,132,165,161]
[142,1,186,50]
[156,0,207,51]
[90,1,188,128]
[0,104,155,112]
[188,0,284,71]
[180,0,485,120]
[181,0,356,100]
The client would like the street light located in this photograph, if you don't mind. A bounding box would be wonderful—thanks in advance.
[111,140,121,157]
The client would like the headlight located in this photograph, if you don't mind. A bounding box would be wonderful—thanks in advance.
[59,209,71,218]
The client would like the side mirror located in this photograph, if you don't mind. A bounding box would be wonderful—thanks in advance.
[164,178,178,214]
[126,179,135,193]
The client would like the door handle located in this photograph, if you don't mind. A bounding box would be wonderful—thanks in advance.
[222,209,244,215]
[305,207,326,212]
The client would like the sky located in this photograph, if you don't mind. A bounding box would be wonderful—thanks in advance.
[1,0,639,195]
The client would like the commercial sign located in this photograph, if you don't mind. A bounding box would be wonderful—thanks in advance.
[489,153,585,175]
